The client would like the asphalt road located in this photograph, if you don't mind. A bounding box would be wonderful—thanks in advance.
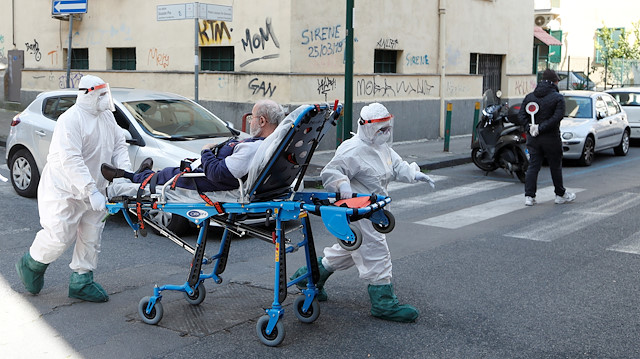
[1,145,640,358]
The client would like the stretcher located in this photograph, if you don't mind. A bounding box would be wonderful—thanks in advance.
[105,102,396,346]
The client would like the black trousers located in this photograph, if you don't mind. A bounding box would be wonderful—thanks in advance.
[524,134,566,198]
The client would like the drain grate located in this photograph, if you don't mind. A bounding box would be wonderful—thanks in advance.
[129,283,293,337]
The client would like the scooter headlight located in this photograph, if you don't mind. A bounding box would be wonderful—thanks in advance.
[562,132,574,140]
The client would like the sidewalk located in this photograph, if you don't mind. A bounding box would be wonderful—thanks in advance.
[0,107,472,185]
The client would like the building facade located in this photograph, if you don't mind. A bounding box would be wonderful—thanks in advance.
[1,0,536,149]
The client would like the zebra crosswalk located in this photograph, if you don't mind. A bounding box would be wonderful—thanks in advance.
[387,174,640,256]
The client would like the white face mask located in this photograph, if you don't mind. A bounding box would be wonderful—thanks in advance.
[97,93,111,112]
[373,131,391,146]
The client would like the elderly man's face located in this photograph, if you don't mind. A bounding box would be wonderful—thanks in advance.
[249,104,263,137]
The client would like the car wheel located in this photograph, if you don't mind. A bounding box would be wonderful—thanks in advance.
[10,149,40,198]
[613,129,630,156]
[577,136,595,166]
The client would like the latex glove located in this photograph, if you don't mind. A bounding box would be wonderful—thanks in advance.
[529,124,539,137]
[415,172,436,189]
[201,143,216,151]
[89,189,107,212]
[338,181,353,200]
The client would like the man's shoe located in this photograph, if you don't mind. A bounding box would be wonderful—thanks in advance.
[555,191,576,204]
[525,196,536,206]
[136,157,153,173]
[100,163,124,182]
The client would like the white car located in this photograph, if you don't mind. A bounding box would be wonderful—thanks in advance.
[6,88,249,232]
[560,91,630,166]
[605,87,640,140]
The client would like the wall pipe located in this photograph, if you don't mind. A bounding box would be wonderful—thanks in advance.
[438,0,447,139]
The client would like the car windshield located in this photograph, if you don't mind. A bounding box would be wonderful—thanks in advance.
[564,96,592,118]
[609,92,640,106]
[122,99,232,140]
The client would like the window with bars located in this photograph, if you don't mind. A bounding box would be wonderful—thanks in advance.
[112,48,136,70]
[67,48,89,70]
[374,49,397,73]
[201,46,234,71]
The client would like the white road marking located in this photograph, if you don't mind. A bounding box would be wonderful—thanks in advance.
[607,230,640,255]
[390,180,512,212]
[505,192,640,242]
[415,187,585,229]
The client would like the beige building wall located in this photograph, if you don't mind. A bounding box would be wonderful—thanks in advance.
[1,0,536,143]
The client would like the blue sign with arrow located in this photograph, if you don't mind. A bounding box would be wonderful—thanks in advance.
[52,0,88,15]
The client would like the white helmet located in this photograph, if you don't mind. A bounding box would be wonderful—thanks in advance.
[77,75,114,115]
[357,102,394,146]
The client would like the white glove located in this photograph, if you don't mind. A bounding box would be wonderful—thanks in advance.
[415,172,436,189]
[529,124,539,137]
[338,181,353,200]
[89,189,107,212]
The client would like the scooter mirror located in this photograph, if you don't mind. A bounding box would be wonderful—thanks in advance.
[496,90,502,98]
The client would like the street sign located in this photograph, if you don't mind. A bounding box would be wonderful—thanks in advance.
[52,0,87,15]
[157,3,196,21]
[198,3,232,21]
[157,3,232,21]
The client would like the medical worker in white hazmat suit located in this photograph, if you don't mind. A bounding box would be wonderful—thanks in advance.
[292,102,435,322]
[16,75,131,302]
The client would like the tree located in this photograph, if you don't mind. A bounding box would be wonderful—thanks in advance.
[595,21,640,86]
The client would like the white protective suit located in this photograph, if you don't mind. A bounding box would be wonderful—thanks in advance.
[30,75,131,274]
[320,103,422,284]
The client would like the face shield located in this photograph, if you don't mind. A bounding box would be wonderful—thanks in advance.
[78,82,115,112]
[357,113,394,146]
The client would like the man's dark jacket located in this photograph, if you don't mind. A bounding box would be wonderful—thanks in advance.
[517,80,565,137]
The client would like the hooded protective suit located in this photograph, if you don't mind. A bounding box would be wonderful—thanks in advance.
[320,103,422,283]
[29,75,131,274]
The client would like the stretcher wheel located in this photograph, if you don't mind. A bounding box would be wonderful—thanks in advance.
[372,209,395,234]
[256,315,285,347]
[138,296,163,325]
[183,283,206,305]
[293,295,320,324]
[338,224,362,251]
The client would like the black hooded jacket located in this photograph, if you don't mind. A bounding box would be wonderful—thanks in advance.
[517,80,565,137]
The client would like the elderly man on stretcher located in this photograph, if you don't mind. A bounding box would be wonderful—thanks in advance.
[101,99,284,192]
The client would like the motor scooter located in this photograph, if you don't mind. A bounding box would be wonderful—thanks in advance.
[471,89,529,183]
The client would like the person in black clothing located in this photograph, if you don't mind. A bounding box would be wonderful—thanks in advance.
[101,99,285,191]
[518,69,576,206]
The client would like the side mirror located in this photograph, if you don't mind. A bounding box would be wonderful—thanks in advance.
[596,109,607,120]
[496,90,503,98]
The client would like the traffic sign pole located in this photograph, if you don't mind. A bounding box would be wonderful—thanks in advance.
[66,16,73,88]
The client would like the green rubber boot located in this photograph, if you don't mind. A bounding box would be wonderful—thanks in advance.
[290,257,333,301]
[15,252,49,295]
[368,284,419,323]
[68,272,109,302]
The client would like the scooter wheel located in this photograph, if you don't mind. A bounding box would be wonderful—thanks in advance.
[471,148,498,172]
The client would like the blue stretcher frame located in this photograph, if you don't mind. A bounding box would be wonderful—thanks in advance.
[105,103,395,346]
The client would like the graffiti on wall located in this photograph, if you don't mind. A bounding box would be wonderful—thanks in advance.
[301,24,343,59]
[317,76,337,101]
[58,72,84,89]
[25,39,42,61]
[0,34,6,65]
[240,17,279,68]
[356,77,434,98]
[47,50,59,66]
[248,77,276,97]
[199,20,232,45]
[514,79,537,96]
[405,53,429,67]
[376,38,398,49]
[148,48,170,69]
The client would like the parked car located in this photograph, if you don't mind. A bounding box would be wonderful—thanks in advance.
[559,90,630,166]
[556,71,596,91]
[6,88,249,233]
[605,87,640,140]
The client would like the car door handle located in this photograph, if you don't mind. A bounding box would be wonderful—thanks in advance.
[35,130,47,136]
